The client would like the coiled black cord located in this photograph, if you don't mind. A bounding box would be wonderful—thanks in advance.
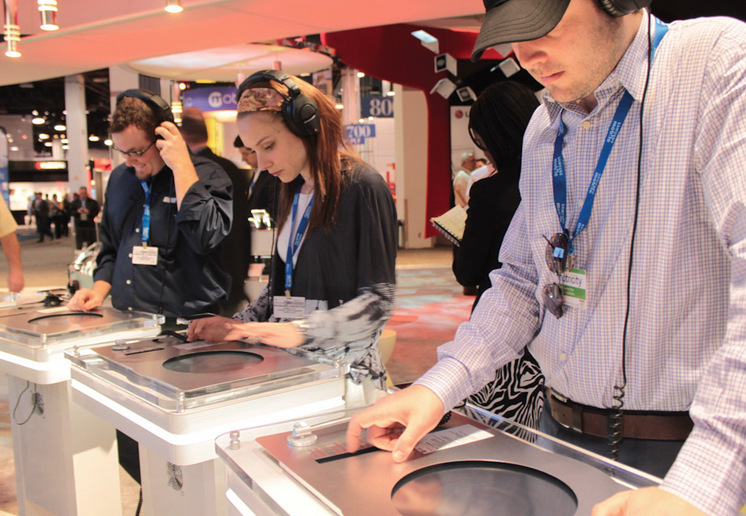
[608,10,654,463]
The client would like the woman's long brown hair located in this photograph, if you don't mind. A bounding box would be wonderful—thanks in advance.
[239,76,362,233]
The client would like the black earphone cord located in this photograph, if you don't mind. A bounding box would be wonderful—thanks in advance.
[608,9,654,462]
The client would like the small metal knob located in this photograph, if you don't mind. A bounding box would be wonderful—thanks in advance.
[230,431,241,450]
[287,421,318,447]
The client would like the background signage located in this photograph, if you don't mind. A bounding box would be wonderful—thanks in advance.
[345,124,376,145]
[361,97,394,118]
[183,87,238,112]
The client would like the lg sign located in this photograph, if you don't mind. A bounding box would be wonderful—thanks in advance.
[208,91,237,109]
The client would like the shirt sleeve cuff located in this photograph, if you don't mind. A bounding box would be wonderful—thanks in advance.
[413,357,475,413]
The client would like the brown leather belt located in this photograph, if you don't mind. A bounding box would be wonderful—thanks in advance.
[546,387,693,441]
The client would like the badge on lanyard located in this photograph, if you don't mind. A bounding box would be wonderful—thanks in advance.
[274,181,313,319]
[132,245,158,266]
[133,179,159,266]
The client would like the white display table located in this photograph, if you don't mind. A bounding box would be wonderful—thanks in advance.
[0,303,161,516]
[67,336,347,516]
[215,406,662,516]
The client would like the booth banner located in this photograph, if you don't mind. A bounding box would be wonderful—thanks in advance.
[183,87,237,112]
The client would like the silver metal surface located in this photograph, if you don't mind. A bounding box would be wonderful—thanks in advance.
[0,306,160,348]
[70,336,344,411]
[254,413,629,516]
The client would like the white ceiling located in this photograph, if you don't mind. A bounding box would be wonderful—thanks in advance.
[1,0,484,86]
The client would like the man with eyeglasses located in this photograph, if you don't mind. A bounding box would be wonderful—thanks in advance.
[68,92,232,320]
[348,0,746,515]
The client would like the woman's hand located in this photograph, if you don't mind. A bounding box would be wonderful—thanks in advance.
[222,322,305,348]
[186,316,235,341]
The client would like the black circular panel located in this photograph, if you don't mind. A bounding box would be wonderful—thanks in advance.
[162,351,264,374]
[391,461,577,516]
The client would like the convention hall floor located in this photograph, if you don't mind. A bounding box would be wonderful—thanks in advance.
[0,226,473,515]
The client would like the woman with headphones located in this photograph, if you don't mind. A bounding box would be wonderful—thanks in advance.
[188,70,397,405]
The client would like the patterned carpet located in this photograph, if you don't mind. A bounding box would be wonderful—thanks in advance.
[0,249,472,515]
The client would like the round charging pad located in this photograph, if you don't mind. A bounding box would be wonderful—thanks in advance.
[162,351,263,374]
[391,461,577,516]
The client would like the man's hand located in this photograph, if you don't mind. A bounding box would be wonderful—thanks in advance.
[155,121,199,208]
[67,288,105,311]
[592,487,707,516]
[7,267,24,293]
[346,385,444,462]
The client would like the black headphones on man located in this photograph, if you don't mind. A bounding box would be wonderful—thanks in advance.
[115,89,175,124]
[236,70,320,138]
[597,0,651,17]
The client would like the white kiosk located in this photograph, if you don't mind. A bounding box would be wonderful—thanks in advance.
[0,300,161,516]
[66,334,347,516]
[215,407,662,516]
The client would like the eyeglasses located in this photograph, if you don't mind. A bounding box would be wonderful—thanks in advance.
[112,139,157,158]
[541,231,570,318]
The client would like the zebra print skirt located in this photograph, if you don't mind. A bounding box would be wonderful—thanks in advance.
[459,350,545,434]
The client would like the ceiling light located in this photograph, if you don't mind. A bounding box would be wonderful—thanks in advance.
[44,142,52,147]
[4,0,20,57]
[62,144,69,150]
[88,135,100,142]
[9,146,18,151]
[54,124,66,131]
[356,72,365,78]
[32,117,45,125]
[38,0,58,31]
[38,133,49,140]
[61,138,68,144]
[335,103,344,110]
[386,91,395,97]
[104,139,112,146]
[164,0,183,13]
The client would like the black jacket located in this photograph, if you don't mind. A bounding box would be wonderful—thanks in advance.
[453,160,521,307]
[94,156,232,317]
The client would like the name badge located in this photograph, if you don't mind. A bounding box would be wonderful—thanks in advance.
[273,296,305,319]
[560,268,587,309]
[132,245,159,266]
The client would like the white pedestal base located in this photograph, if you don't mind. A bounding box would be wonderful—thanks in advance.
[8,376,122,516]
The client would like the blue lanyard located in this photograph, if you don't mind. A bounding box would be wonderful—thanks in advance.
[140,180,152,244]
[284,182,313,292]
[552,16,668,254]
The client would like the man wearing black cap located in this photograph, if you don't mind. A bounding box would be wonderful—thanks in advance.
[348,1,746,514]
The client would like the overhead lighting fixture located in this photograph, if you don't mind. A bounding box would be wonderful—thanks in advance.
[171,100,183,124]
[104,139,112,147]
[38,0,58,31]
[88,135,100,142]
[411,30,439,54]
[3,0,20,58]
[356,72,365,78]
[44,142,52,147]
[164,0,183,13]
[38,133,49,140]
[32,117,45,125]
[334,103,344,110]
[54,124,66,131]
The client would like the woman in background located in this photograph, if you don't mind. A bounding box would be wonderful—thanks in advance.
[453,81,545,430]
[188,70,397,405]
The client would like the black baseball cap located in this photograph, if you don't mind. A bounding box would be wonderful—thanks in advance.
[471,0,571,61]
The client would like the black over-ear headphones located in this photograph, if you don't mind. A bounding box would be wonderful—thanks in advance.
[236,70,320,138]
[597,0,652,17]
[116,89,175,124]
